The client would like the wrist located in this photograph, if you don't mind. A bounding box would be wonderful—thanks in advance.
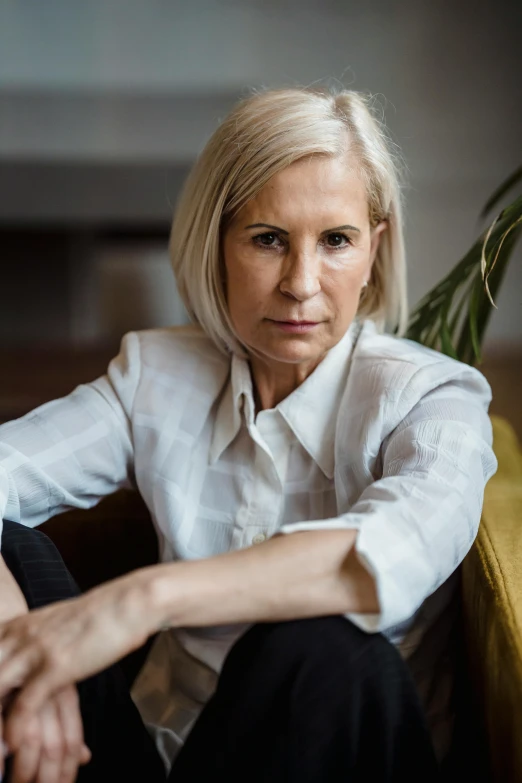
[140,562,187,633]
[121,565,173,640]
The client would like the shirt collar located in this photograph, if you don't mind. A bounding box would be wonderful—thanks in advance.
[209,352,253,465]
[209,320,362,478]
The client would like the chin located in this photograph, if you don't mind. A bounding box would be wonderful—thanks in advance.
[257,337,325,365]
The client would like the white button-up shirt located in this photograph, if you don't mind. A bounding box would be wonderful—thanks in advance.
[0,319,498,769]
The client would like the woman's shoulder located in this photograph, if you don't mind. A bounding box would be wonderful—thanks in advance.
[133,324,229,372]
[353,319,492,404]
[110,325,231,403]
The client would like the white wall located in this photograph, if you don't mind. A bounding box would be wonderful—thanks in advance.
[0,0,520,346]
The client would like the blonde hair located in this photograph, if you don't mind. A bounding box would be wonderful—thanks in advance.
[169,87,408,355]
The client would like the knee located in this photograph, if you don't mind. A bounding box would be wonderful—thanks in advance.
[1,519,59,567]
[3,519,49,545]
[238,616,401,679]
[1,520,80,608]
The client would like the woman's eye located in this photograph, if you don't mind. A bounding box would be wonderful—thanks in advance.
[253,232,283,249]
[325,232,351,248]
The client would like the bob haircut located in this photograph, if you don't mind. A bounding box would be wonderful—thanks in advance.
[169,87,408,356]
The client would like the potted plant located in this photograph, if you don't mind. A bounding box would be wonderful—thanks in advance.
[403,165,522,366]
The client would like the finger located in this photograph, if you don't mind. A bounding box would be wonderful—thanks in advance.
[4,668,64,751]
[35,700,63,783]
[0,690,17,767]
[60,744,91,782]
[80,743,92,765]
[10,713,41,783]
[54,688,88,783]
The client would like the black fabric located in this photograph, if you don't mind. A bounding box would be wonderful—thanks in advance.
[2,520,80,609]
[170,616,440,782]
[2,520,441,782]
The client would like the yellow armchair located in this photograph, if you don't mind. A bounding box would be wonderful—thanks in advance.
[462,415,522,783]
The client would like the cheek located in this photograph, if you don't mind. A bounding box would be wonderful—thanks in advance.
[321,263,365,301]
[224,253,275,321]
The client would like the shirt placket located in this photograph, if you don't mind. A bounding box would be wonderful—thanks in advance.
[241,409,284,548]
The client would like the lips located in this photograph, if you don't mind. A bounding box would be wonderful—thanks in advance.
[269,319,320,333]
[270,320,319,325]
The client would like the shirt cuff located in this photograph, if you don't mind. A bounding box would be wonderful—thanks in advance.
[273,518,407,635]
[343,547,399,634]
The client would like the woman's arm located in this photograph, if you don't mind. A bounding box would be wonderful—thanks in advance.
[0,332,140,543]
[145,362,499,637]
[149,527,378,628]
[0,555,91,783]
[0,332,143,778]
[0,526,376,754]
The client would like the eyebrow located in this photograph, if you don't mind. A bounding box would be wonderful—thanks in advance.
[244,222,360,234]
[245,223,289,234]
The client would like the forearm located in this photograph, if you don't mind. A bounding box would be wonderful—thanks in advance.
[148,528,378,632]
[0,553,28,622]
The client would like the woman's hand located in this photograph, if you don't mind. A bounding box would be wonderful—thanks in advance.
[0,569,158,752]
[2,685,91,783]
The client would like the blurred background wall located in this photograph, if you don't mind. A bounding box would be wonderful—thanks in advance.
[0,0,520,424]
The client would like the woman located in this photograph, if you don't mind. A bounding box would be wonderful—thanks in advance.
[0,87,497,782]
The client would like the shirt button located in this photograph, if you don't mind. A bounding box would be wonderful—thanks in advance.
[252,533,266,545]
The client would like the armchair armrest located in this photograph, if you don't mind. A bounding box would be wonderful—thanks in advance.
[462,415,522,783]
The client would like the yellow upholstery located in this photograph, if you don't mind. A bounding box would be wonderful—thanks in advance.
[462,415,522,782]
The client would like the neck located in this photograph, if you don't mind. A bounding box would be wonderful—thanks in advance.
[249,354,324,412]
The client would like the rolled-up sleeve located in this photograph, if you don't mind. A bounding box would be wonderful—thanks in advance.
[0,331,141,546]
[275,365,498,633]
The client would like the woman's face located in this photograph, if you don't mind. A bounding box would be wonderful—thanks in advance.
[223,154,386,370]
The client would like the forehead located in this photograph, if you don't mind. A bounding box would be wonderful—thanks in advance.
[236,154,369,225]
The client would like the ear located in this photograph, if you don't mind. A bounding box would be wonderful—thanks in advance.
[369,220,388,267]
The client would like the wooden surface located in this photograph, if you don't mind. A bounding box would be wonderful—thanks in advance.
[480,351,522,442]
[0,345,114,424]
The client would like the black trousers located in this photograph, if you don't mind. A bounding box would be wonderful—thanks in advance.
[1,520,440,782]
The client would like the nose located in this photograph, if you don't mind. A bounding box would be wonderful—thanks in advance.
[278,249,321,302]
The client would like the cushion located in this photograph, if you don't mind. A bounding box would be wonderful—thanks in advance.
[462,415,522,782]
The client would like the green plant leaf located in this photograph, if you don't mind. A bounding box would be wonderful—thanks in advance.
[468,272,483,363]
[406,166,521,367]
